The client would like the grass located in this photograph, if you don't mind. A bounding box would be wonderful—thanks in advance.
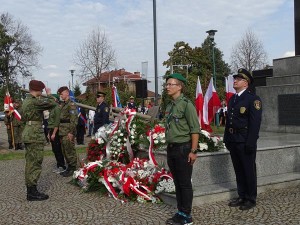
[0,147,87,161]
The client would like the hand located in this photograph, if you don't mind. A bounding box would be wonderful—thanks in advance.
[45,87,51,95]
[67,133,74,142]
[51,134,55,141]
[245,145,255,154]
[188,152,197,165]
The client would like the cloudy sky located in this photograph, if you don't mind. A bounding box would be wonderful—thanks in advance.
[0,0,294,93]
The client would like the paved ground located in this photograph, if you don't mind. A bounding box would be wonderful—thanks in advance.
[0,121,300,225]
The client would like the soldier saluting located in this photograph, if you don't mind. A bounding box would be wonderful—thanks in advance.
[22,80,57,201]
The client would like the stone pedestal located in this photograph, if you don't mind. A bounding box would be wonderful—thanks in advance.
[257,56,300,133]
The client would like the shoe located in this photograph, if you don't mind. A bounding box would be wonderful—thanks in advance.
[166,212,193,225]
[166,212,181,224]
[52,167,66,174]
[228,197,246,207]
[27,186,49,201]
[60,168,74,177]
[239,200,256,210]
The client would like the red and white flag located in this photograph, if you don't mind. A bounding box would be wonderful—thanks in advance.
[203,78,221,132]
[225,75,235,105]
[195,76,204,128]
[4,91,21,121]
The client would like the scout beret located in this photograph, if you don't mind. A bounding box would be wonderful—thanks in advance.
[29,80,45,91]
[57,86,69,94]
[97,91,106,97]
[233,68,253,84]
[166,73,187,84]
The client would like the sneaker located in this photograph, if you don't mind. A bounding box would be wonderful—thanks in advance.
[177,212,193,225]
[52,167,66,174]
[166,212,181,224]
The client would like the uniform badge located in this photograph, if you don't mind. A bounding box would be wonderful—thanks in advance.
[254,100,261,110]
[105,107,109,112]
[240,107,246,114]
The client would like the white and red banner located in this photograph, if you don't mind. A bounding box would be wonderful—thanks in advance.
[4,91,21,121]
[225,75,235,105]
[112,85,122,108]
[202,78,221,132]
[195,76,204,128]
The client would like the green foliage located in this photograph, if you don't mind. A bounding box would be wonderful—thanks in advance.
[74,84,82,97]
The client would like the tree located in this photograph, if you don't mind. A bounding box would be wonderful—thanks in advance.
[73,27,116,91]
[0,13,42,87]
[73,83,82,97]
[230,29,268,72]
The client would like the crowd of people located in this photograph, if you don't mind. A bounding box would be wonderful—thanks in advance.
[2,68,262,225]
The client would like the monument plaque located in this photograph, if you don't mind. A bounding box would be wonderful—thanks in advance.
[278,94,300,125]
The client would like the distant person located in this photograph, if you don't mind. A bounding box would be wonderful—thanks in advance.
[224,68,262,211]
[43,110,50,144]
[127,96,136,110]
[93,92,109,135]
[22,80,57,201]
[87,109,95,137]
[76,107,87,145]
[218,100,227,126]
[4,109,14,149]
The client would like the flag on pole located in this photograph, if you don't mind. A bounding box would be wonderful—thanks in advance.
[203,78,221,132]
[69,90,87,128]
[195,76,204,128]
[112,85,122,108]
[4,91,21,121]
[225,75,235,105]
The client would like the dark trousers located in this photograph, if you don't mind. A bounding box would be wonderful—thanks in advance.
[227,142,257,202]
[76,125,85,144]
[93,124,101,135]
[167,142,193,215]
[49,128,65,169]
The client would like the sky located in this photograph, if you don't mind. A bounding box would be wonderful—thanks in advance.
[0,0,295,94]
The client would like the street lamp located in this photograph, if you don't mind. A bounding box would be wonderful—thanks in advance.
[206,29,218,126]
[69,69,75,91]
[206,30,217,88]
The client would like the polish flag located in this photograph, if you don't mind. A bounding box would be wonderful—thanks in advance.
[195,76,204,128]
[112,85,122,108]
[4,91,21,121]
[203,78,221,131]
[225,75,235,104]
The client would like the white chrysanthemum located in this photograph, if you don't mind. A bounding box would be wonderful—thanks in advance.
[154,140,159,144]
[201,130,210,138]
[120,133,124,136]
[152,133,158,139]
[117,138,121,142]
[199,143,208,150]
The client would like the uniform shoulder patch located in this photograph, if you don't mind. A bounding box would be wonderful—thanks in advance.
[254,100,261,110]
[104,107,109,112]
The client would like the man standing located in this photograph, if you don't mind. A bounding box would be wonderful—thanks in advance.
[127,96,136,110]
[22,80,57,201]
[93,91,109,135]
[13,99,24,150]
[57,86,78,177]
[224,68,262,211]
[4,109,14,149]
[164,73,200,225]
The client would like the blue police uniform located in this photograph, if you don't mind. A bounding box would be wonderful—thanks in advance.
[93,101,110,134]
[224,88,262,205]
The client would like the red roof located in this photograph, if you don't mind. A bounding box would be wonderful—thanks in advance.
[83,69,142,86]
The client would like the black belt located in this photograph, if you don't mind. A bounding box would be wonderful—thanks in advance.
[227,128,247,134]
[60,119,70,123]
[168,141,191,148]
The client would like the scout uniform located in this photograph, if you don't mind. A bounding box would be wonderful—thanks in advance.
[22,80,57,201]
[224,68,262,210]
[93,91,109,134]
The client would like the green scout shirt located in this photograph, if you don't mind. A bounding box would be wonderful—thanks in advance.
[165,93,200,143]
[59,99,78,136]
[22,94,57,143]
[48,104,61,129]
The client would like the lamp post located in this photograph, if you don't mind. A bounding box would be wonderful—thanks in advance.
[206,29,218,126]
[69,69,75,91]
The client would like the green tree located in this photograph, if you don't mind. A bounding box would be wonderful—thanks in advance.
[73,84,82,97]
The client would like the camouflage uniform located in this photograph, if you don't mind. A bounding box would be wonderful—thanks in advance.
[13,102,23,149]
[59,99,78,173]
[22,94,56,187]
[4,111,13,149]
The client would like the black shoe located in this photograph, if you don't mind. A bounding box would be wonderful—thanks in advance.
[228,197,246,207]
[239,200,256,210]
[60,169,74,177]
[27,186,49,201]
[8,145,13,149]
[166,213,181,224]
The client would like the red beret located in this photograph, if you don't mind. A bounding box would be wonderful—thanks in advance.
[29,80,45,91]
[57,86,69,94]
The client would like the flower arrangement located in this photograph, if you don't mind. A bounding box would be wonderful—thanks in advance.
[146,123,166,151]
[198,129,224,152]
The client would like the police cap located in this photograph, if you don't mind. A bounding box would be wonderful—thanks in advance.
[130,96,134,99]
[57,86,69,94]
[166,73,187,85]
[97,91,106,98]
[233,68,253,84]
[29,80,45,91]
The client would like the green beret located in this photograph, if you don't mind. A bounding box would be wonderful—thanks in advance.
[166,73,187,84]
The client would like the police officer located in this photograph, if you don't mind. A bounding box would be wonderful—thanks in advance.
[127,96,136,110]
[22,80,57,201]
[57,86,78,177]
[164,73,200,225]
[224,68,262,211]
[93,91,109,134]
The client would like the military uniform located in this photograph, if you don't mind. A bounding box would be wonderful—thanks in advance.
[13,101,23,149]
[224,68,262,210]
[59,98,78,174]
[4,111,14,149]
[93,101,109,134]
[22,80,57,201]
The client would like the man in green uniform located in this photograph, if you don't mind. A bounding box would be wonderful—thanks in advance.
[13,99,23,150]
[164,73,200,225]
[22,80,57,201]
[57,86,78,177]
[4,109,14,149]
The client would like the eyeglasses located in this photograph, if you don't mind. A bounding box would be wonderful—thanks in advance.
[164,83,179,87]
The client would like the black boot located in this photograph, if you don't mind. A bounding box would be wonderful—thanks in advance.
[27,185,49,201]
[8,141,13,149]
[17,143,24,150]
[60,167,75,177]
